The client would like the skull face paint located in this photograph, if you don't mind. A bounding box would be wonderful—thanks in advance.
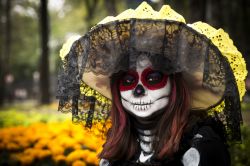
[119,59,171,118]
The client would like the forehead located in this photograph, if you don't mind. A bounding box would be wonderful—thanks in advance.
[136,55,152,73]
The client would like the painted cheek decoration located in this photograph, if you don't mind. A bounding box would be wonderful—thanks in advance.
[141,68,168,90]
[119,71,139,91]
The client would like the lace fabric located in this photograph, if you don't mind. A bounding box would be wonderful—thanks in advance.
[57,1,247,141]
[57,19,244,141]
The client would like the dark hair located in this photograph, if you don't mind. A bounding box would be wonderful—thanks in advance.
[99,73,190,161]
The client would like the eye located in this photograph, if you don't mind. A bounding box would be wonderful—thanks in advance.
[122,74,136,86]
[141,68,168,90]
[146,71,164,85]
[119,71,139,91]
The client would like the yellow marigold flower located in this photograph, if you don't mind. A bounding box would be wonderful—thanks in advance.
[23,148,41,159]
[50,145,64,156]
[53,154,67,163]
[17,155,34,165]
[58,136,77,149]
[37,149,52,159]
[0,142,5,149]
[85,151,99,165]
[72,160,87,166]
[6,142,20,151]
[16,137,30,149]
[73,133,85,144]
[66,149,90,164]
[83,136,103,151]
[34,139,49,149]
[97,146,103,155]
[73,143,82,150]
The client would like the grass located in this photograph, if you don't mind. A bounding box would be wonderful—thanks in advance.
[0,100,70,128]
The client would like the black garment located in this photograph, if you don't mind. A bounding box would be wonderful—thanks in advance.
[191,126,231,166]
[104,118,231,166]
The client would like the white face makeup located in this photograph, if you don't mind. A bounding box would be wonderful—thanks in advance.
[119,58,171,118]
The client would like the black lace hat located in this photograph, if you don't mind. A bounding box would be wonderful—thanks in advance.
[57,2,247,141]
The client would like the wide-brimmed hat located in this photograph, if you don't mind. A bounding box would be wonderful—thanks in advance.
[57,2,247,141]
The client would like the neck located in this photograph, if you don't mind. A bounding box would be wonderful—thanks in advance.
[129,110,164,163]
[131,109,165,130]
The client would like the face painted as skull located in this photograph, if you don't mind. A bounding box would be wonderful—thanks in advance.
[119,59,171,118]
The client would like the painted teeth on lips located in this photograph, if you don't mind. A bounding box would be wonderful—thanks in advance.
[133,104,151,111]
[132,100,152,106]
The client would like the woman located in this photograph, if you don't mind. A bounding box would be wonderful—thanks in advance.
[99,59,230,165]
[57,2,247,166]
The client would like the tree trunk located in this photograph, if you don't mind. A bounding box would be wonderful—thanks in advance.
[188,0,207,22]
[241,0,250,71]
[85,0,98,29]
[0,0,5,106]
[0,0,11,106]
[205,0,223,28]
[39,0,50,104]
[105,0,117,16]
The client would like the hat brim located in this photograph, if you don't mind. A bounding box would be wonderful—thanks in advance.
[58,19,242,141]
[78,19,233,111]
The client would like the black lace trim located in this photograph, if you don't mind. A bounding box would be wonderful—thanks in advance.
[57,19,242,141]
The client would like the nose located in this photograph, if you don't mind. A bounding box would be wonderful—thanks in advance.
[133,84,145,97]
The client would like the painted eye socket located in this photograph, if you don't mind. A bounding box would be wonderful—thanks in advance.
[141,68,168,90]
[122,74,136,86]
[146,72,164,85]
[119,72,138,91]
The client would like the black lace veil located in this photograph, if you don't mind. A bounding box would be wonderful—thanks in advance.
[57,19,242,141]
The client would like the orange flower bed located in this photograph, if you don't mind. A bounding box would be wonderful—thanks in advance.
[0,121,107,165]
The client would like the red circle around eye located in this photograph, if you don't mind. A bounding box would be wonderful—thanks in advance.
[119,71,139,91]
[141,68,168,90]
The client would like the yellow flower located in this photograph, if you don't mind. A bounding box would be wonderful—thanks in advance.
[23,148,40,159]
[85,151,99,165]
[73,143,82,150]
[72,160,87,166]
[6,142,20,151]
[36,149,52,159]
[34,139,49,149]
[15,136,30,149]
[49,145,64,156]
[53,154,67,163]
[17,155,34,165]
[58,136,77,149]
[0,142,5,149]
[66,149,90,164]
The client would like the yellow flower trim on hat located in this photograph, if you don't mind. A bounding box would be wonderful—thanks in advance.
[59,35,81,61]
[80,81,112,106]
[59,37,112,106]
[60,2,247,113]
[97,1,185,25]
[95,1,247,113]
[188,22,247,101]
[188,22,247,113]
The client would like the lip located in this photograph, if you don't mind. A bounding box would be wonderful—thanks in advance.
[121,95,168,106]
[121,95,169,111]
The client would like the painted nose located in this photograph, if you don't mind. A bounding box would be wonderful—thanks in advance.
[133,84,145,97]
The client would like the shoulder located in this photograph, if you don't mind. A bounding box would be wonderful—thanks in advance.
[182,125,231,166]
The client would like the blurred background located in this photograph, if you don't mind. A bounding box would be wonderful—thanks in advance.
[0,0,249,165]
